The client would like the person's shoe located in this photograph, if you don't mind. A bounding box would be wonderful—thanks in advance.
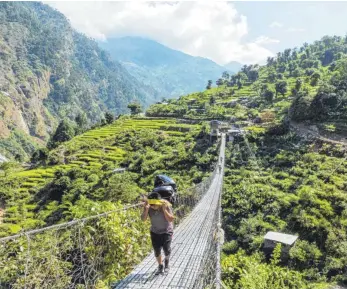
[155,264,164,275]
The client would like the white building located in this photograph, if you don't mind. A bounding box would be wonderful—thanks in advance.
[264,231,298,254]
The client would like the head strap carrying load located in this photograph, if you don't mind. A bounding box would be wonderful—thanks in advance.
[148,199,163,205]
[148,199,172,207]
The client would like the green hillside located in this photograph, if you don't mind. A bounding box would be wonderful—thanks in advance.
[147,35,347,132]
[0,2,158,160]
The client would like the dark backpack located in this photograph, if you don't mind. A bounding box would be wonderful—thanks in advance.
[151,185,176,206]
[154,175,177,192]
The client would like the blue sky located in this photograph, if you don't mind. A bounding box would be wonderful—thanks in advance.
[235,1,347,54]
[49,1,347,66]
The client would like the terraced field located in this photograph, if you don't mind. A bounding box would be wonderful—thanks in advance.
[10,118,199,194]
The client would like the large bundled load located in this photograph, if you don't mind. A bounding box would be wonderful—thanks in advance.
[150,175,177,205]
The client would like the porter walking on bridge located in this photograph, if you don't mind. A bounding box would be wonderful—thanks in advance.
[141,192,175,275]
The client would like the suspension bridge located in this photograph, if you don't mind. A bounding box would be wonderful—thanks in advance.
[114,134,225,289]
[0,134,226,289]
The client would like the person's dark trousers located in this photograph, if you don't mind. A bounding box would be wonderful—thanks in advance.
[150,231,173,261]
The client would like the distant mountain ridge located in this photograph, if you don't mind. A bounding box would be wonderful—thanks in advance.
[99,37,233,98]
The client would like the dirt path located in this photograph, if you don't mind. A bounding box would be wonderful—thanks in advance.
[289,121,347,147]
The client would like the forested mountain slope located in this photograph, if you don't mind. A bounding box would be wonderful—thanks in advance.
[99,37,231,99]
[0,2,157,160]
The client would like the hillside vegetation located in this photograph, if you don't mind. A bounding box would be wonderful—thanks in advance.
[0,2,158,160]
[148,35,347,131]
[221,129,347,288]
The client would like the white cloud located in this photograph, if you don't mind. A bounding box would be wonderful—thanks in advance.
[254,36,280,45]
[48,1,274,65]
[287,27,306,32]
[269,21,283,28]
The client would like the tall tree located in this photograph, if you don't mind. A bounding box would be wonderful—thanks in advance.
[222,71,230,80]
[75,113,88,128]
[229,75,238,87]
[283,48,291,61]
[295,79,303,91]
[127,103,143,115]
[262,87,275,103]
[311,72,321,86]
[266,57,276,66]
[248,69,259,82]
[275,80,288,97]
[30,148,49,165]
[206,80,213,90]
[105,112,114,124]
[75,113,88,134]
[288,62,297,76]
[49,119,75,148]
[277,63,286,73]
[268,70,277,83]
[216,78,224,87]
[237,72,247,89]
[292,48,298,60]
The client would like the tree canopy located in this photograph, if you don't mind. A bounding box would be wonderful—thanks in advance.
[127,103,143,115]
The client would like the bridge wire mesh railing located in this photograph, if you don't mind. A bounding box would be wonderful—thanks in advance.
[193,160,224,289]
[0,165,218,289]
[174,163,218,225]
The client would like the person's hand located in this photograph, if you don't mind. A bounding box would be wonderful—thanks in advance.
[161,200,168,211]
[143,199,150,210]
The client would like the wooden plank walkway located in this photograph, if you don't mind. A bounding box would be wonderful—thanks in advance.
[113,134,225,289]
